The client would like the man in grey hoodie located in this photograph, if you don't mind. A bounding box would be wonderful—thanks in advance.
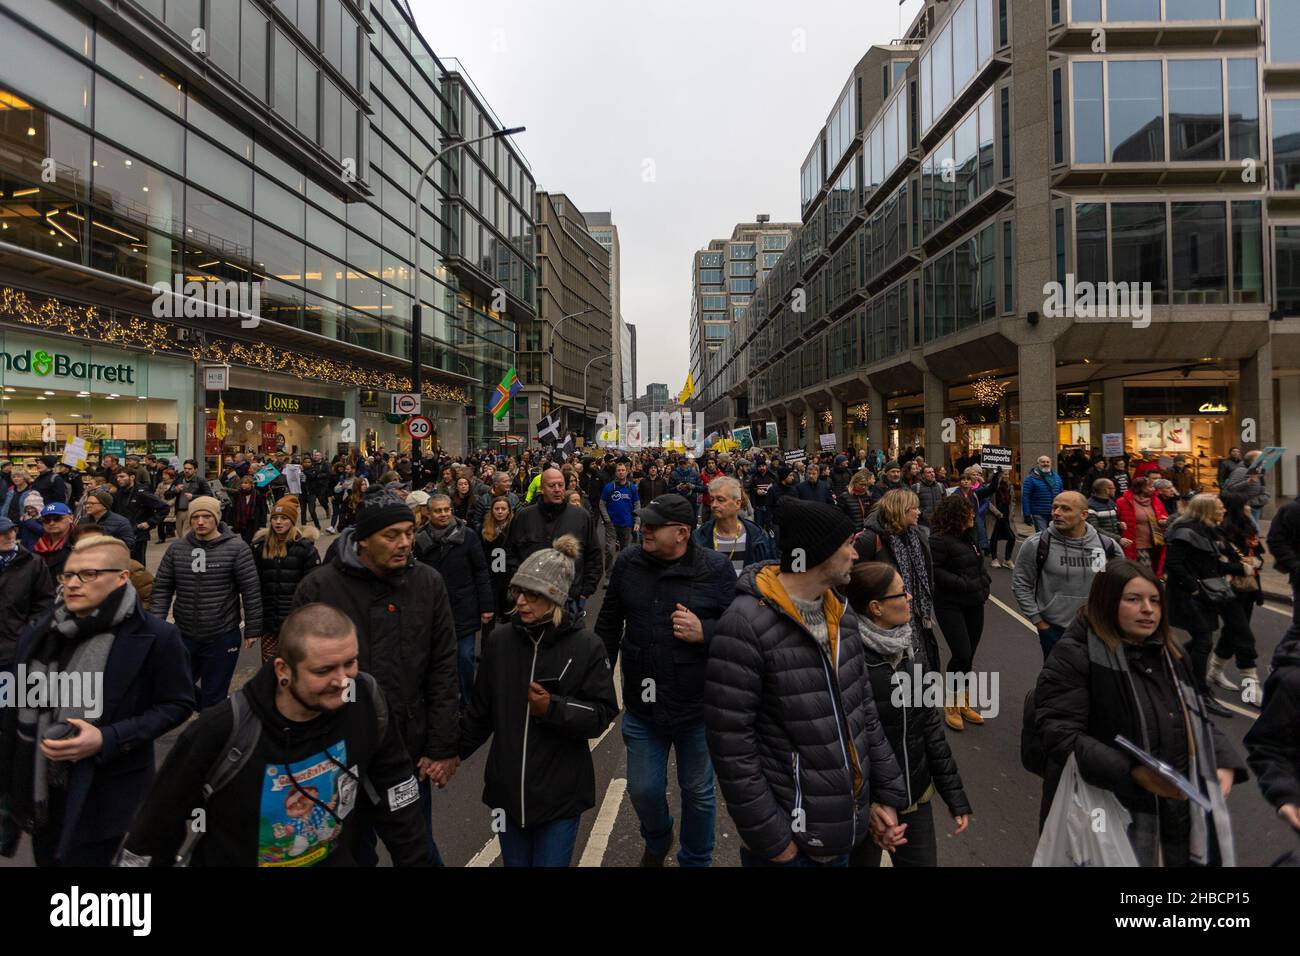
[1012,491,1123,660]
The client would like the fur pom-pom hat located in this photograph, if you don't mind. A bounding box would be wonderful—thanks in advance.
[510,534,580,606]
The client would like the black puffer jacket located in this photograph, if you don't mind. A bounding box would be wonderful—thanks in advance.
[251,527,321,634]
[931,529,991,608]
[706,563,909,859]
[149,526,263,639]
[0,548,55,664]
[414,518,494,636]
[596,539,737,730]
[838,490,872,532]
[1243,628,1300,818]
[1164,519,1243,634]
[459,614,618,828]
[505,499,603,598]
[292,527,458,761]
[862,638,972,816]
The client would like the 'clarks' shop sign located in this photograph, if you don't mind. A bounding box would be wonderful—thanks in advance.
[0,347,136,385]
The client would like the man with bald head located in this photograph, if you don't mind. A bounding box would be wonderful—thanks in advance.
[503,467,603,615]
[1011,489,1124,660]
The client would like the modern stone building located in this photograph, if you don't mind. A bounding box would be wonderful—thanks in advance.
[520,191,612,439]
[698,0,1300,501]
[584,211,626,410]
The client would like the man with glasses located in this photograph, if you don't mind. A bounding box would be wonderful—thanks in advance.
[595,493,737,867]
[0,534,192,865]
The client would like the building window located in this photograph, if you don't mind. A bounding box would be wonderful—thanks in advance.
[1168,59,1223,161]
[1231,200,1263,303]
[1110,60,1165,162]
[1071,62,1101,163]
[999,0,1008,45]
[1108,0,1160,19]
[1274,225,1300,314]
[1112,202,1168,303]
[1055,208,1067,287]
[1074,0,1102,18]
[1228,59,1259,160]
[1167,0,1222,17]
[1171,202,1227,303]
[1001,86,1012,178]
[1002,220,1014,313]
[1076,203,1108,291]
[1273,98,1300,191]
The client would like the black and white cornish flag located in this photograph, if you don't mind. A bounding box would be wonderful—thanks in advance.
[536,411,562,444]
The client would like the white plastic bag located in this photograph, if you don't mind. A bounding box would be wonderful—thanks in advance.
[1032,753,1139,867]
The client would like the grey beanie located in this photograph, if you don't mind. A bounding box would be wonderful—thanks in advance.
[510,534,580,606]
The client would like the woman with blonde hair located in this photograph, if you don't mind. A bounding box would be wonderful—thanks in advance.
[250,496,320,663]
[856,488,938,670]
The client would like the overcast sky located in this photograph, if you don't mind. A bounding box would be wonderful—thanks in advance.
[411,0,926,395]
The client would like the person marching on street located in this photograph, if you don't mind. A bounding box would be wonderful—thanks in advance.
[251,496,321,665]
[928,494,992,732]
[694,476,776,575]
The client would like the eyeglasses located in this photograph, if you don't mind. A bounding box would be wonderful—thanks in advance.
[508,587,548,604]
[57,568,127,584]
[878,592,910,603]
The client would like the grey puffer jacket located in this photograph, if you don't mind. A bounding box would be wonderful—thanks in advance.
[705,562,909,860]
[149,526,263,640]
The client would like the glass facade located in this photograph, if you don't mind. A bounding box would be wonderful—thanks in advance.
[0,0,534,452]
[920,0,996,137]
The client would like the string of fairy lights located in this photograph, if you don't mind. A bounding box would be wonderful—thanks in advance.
[0,287,468,404]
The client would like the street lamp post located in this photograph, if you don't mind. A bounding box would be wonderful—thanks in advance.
[582,351,614,445]
[547,307,595,429]
[412,125,525,460]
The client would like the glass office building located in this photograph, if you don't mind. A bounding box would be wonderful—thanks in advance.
[702,0,1300,498]
[0,0,534,463]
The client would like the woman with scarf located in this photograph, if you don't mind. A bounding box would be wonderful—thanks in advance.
[838,469,875,533]
[229,474,267,545]
[0,534,192,865]
[1032,560,1248,866]
[856,488,939,673]
[250,496,320,664]
[845,561,972,867]
[1165,494,1246,719]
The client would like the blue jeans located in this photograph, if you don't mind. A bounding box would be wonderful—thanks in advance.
[974,511,990,554]
[356,776,444,866]
[498,814,581,867]
[183,628,242,710]
[621,710,716,867]
[1038,622,1066,660]
[456,631,476,711]
[739,846,849,867]
[1031,515,1050,533]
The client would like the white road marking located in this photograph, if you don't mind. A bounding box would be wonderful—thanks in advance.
[578,777,627,867]
[466,836,500,868]
[989,594,1257,720]
[1260,602,1291,617]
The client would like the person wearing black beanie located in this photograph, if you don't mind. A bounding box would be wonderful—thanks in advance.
[778,499,856,572]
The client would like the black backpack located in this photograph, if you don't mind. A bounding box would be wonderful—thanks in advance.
[173,671,388,866]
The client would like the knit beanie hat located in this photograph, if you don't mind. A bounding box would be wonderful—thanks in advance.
[22,492,44,515]
[884,460,900,471]
[355,499,415,541]
[270,495,299,523]
[510,534,579,605]
[188,495,223,520]
[779,499,856,572]
[89,487,115,511]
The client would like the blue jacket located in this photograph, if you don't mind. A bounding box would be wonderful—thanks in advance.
[600,480,640,529]
[9,598,194,860]
[1022,469,1063,520]
[93,509,138,551]
[794,478,834,505]
[693,517,777,568]
[668,465,702,499]
[595,540,737,729]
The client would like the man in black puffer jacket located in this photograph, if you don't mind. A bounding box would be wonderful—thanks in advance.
[706,500,909,866]
[150,496,263,711]
[1244,623,1300,862]
[596,493,737,867]
[292,497,458,867]
[415,494,495,713]
[505,468,603,608]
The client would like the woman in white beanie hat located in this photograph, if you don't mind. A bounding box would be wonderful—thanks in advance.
[459,535,619,867]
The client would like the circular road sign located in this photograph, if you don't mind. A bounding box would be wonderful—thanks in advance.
[407,415,432,440]
[394,393,420,415]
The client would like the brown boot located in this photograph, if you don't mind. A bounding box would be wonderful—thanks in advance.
[958,691,985,725]
[944,704,964,731]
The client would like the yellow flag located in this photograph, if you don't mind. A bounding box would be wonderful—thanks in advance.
[215,397,227,439]
[678,372,695,404]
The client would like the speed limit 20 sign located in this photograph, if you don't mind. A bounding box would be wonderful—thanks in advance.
[407,415,432,440]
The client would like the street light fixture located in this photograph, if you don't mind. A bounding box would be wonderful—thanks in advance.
[547,307,596,427]
[411,124,526,459]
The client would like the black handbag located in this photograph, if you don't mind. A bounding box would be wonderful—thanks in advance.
[1198,576,1236,607]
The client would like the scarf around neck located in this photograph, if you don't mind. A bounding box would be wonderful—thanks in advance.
[859,616,915,666]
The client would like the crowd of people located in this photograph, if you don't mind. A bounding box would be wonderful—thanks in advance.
[0,438,1295,870]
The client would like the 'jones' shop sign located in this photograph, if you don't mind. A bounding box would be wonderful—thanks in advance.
[221,388,345,419]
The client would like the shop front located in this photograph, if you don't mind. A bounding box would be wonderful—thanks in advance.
[1123,386,1231,490]
[0,329,192,471]
[1057,391,1093,451]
